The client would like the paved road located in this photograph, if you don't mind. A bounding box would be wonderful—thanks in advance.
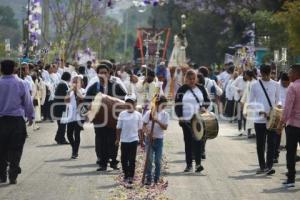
[165,120,300,200]
[0,120,299,200]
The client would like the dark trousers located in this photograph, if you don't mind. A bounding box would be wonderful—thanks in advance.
[55,120,67,143]
[225,99,236,118]
[67,121,83,155]
[121,141,138,178]
[94,126,119,167]
[42,95,52,120]
[285,125,300,182]
[254,123,276,170]
[237,101,246,131]
[0,117,26,180]
[274,133,282,159]
[181,122,202,167]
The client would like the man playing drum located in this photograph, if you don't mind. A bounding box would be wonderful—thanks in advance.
[85,61,127,171]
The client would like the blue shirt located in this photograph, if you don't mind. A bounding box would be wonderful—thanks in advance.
[0,75,35,119]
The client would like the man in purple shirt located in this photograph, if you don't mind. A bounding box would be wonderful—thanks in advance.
[0,60,34,185]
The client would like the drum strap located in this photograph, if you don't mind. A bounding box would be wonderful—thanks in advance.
[259,80,272,109]
[189,87,202,106]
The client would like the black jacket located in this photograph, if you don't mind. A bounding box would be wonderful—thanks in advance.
[53,82,69,118]
[174,84,210,118]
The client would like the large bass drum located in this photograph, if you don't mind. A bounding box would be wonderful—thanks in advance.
[191,112,219,140]
[87,93,129,128]
[267,107,283,131]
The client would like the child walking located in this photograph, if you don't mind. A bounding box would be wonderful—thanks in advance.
[143,96,169,185]
[116,95,143,185]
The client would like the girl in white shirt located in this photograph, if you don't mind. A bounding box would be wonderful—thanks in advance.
[65,75,85,159]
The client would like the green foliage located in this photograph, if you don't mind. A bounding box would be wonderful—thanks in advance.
[239,9,288,51]
[274,1,300,56]
[0,42,6,58]
[0,6,18,29]
[0,5,21,48]
[186,11,227,65]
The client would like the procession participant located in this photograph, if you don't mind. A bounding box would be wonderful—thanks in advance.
[136,69,157,113]
[240,69,256,138]
[65,75,85,159]
[85,60,128,95]
[31,72,43,131]
[86,60,97,81]
[78,66,88,89]
[274,72,290,163]
[278,64,300,188]
[85,62,127,171]
[197,67,222,159]
[224,71,238,119]
[143,95,169,185]
[21,62,34,93]
[175,69,210,172]
[115,94,143,185]
[53,72,71,145]
[41,64,55,122]
[198,66,223,111]
[0,60,34,184]
[231,70,248,135]
[248,64,280,175]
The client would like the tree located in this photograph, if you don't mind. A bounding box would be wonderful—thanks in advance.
[239,9,288,51]
[49,0,107,60]
[274,0,300,57]
[0,5,21,48]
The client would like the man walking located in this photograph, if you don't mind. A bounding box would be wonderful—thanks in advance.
[0,60,34,184]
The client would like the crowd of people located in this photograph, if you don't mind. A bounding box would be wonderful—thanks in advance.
[0,57,299,189]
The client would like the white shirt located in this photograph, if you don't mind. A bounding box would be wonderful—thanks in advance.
[66,89,86,122]
[231,76,247,101]
[248,79,280,123]
[24,75,34,92]
[57,68,64,77]
[41,69,50,83]
[143,110,169,139]
[217,71,231,89]
[278,81,288,107]
[225,79,235,100]
[86,67,97,80]
[182,87,204,120]
[204,77,223,98]
[117,110,143,143]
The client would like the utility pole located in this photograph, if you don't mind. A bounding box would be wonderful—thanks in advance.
[42,0,50,45]
[25,0,31,57]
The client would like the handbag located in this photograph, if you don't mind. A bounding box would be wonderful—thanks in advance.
[60,105,69,124]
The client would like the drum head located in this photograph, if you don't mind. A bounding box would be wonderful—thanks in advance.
[191,114,204,141]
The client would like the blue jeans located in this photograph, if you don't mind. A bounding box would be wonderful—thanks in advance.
[145,138,163,182]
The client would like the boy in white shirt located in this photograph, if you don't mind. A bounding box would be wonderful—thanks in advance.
[116,95,143,185]
[143,96,169,185]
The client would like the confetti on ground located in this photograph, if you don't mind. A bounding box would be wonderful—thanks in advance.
[109,148,171,200]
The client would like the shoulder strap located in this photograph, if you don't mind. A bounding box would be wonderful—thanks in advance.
[189,87,201,105]
[259,79,272,108]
